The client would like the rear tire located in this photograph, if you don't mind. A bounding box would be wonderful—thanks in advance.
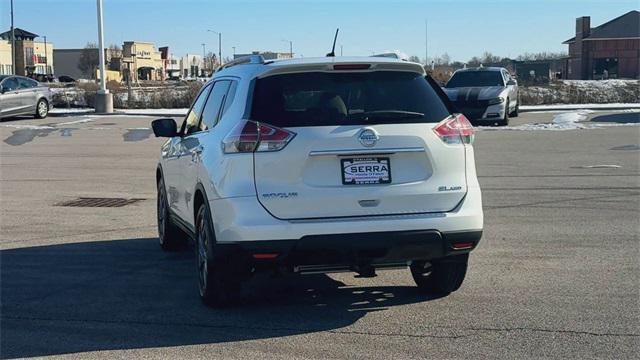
[35,99,48,119]
[157,177,186,251]
[410,254,469,295]
[195,203,240,307]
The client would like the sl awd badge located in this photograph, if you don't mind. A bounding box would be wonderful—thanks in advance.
[438,185,462,192]
[262,192,298,199]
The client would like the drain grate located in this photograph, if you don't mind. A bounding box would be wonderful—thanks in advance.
[56,197,146,208]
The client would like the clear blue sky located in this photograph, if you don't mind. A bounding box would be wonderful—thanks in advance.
[1,0,637,62]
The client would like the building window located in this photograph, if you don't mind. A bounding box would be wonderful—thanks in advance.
[593,58,618,79]
[25,47,34,66]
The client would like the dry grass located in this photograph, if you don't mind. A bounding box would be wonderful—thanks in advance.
[72,81,204,109]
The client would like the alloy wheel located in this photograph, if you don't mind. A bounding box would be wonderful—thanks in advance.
[38,101,48,117]
[157,185,166,244]
[197,216,209,297]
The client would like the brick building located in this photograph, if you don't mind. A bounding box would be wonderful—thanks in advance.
[563,11,640,79]
[0,28,54,77]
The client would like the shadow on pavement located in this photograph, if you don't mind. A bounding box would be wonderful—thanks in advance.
[0,116,38,122]
[1,238,435,358]
[590,112,640,124]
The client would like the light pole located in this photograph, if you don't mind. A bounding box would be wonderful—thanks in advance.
[10,0,16,74]
[43,35,48,76]
[340,44,343,56]
[207,30,222,66]
[201,43,206,75]
[232,46,236,58]
[95,0,113,113]
[281,39,293,58]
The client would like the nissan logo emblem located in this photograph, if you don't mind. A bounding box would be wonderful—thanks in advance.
[358,128,379,147]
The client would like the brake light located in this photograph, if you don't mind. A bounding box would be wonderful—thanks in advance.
[252,253,279,259]
[222,120,295,153]
[333,64,371,70]
[433,114,474,145]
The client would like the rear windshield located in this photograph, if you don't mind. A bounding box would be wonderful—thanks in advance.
[445,71,504,88]
[251,71,451,127]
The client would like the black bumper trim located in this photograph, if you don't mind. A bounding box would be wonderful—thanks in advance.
[215,230,482,274]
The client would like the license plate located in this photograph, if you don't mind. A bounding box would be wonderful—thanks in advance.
[341,157,391,185]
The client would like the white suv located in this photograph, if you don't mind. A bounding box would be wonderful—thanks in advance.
[152,56,483,306]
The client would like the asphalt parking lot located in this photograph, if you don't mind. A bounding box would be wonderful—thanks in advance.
[1,110,639,359]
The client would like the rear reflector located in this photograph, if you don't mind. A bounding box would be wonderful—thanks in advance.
[333,64,371,70]
[451,242,474,250]
[223,120,295,153]
[433,113,474,145]
[252,253,279,259]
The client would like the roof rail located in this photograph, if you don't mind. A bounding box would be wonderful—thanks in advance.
[217,54,265,72]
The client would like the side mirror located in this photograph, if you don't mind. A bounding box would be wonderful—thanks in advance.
[151,118,178,138]
[0,86,5,94]
[507,79,517,86]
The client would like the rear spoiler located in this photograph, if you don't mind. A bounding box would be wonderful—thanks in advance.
[257,62,425,79]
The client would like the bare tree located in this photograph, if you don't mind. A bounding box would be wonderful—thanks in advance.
[467,56,481,67]
[203,51,219,72]
[439,53,451,66]
[481,52,502,65]
[78,42,99,79]
[516,51,567,61]
[408,55,421,63]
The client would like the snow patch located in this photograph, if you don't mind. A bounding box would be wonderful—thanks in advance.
[476,110,594,131]
[56,118,95,126]
[118,108,188,115]
[521,103,640,111]
[0,124,56,130]
[49,108,94,114]
[574,164,621,169]
[51,108,188,116]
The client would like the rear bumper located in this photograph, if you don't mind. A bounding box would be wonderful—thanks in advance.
[210,185,483,243]
[214,229,482,273]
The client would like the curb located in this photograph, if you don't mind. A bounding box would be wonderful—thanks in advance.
[50,109,187,117]
[520,105,640,112]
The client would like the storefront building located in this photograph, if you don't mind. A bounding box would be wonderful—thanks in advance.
[179,54,204,78]
[0,40,12,75]
[0,28,54,77]
[122,41,164,81]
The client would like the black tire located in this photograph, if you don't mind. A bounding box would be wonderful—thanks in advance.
[510,98,519,117]
[498,99,510,126]
[157,177,186,251]
[410,254,469,295]
[195,203,240,307]
[35,99,48,119]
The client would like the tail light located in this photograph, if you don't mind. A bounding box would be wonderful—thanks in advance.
[223,120,295,153]
[451,242,474,250]
[433,114,474,145]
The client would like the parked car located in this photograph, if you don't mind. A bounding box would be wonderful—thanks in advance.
[57,75,76,83]
[0,75,52,120]
[151,55,483,306]
[442,67,518,126]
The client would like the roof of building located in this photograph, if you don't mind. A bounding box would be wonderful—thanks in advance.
[0,28,39,40]
[563,10,640,43]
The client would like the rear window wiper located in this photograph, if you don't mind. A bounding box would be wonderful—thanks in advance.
[352,110,425,121]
